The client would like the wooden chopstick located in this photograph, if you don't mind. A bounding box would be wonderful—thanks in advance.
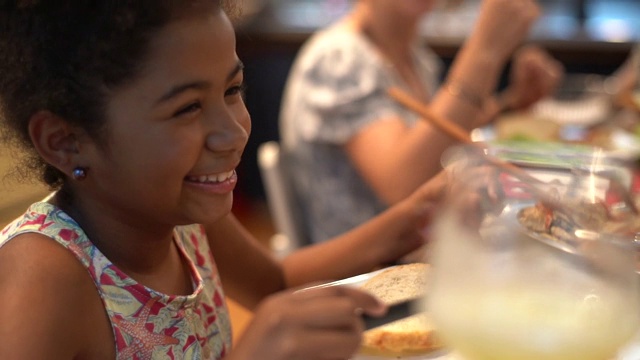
[387,86,639,216]
[387,86,543,184]
[387,87,472,143]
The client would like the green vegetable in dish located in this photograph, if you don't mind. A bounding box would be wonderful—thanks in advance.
[488,140,598,168]
[506,134,540,142]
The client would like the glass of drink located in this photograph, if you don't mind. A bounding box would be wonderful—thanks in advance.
[426,146,640,360]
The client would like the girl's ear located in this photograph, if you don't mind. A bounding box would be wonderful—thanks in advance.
[28,110,84,176]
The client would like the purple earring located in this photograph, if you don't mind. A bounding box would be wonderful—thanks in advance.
[72,167,87,181]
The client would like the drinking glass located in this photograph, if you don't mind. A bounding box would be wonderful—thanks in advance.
[426,146,640,360]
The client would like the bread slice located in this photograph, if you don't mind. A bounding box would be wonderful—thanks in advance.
[360,263,444,357]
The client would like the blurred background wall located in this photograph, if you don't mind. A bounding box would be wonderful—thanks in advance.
[233,0,640,206]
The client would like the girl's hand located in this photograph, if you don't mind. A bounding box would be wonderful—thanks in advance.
[229,286,386,360]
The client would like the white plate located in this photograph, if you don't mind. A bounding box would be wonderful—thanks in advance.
[530,73,614,127]
[531,96,611,127]
[307,267,454,360]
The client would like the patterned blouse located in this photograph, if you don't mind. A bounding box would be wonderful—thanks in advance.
[279,19,443,243]
[0,202,232,360]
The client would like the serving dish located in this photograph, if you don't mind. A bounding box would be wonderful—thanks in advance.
[314,267,640,360]
[472,123,640,160]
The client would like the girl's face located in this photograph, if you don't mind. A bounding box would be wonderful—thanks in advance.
[82,6,250,227]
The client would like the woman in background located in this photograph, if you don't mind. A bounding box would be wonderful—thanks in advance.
[280,0,563,243]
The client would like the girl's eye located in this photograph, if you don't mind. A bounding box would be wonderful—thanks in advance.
[225,83,247,98]
[173,102,202,117]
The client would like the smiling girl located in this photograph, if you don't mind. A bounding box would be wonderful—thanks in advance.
[0,1,447,359]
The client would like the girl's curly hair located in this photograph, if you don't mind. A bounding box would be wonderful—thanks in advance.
[0,0,237,189]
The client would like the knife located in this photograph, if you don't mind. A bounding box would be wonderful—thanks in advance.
[362,298,423,330]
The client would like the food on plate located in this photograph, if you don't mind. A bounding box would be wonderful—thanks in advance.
[493,109,638,152]
[581,126,620,151]
[517,201,609,243]
[494,112,561,142]
[360,263,444,357]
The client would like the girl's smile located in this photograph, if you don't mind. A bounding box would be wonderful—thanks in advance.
[184,169,238,195]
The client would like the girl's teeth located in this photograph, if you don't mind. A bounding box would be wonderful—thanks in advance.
[189,171,233,183]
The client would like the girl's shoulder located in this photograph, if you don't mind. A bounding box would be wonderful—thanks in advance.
[1,202,82,243]
[0,202,102,316]
[0,230,111,358]
[0,229,97,301]
[0,202,101,312]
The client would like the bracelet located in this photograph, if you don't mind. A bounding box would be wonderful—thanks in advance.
[443,81,486,110]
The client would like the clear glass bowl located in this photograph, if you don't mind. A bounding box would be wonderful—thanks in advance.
[426,146,640,360]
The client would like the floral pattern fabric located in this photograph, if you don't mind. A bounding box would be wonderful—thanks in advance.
[0,202,232,360]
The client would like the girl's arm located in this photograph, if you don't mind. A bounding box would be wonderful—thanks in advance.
[205,213,287,310]
[208,170,447,306]
[205,218,390,360]
[206,208,423,307]
[280,170,446,287]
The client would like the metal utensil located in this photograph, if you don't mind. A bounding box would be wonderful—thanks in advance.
[362,298,423,330]
[297,268,426,331]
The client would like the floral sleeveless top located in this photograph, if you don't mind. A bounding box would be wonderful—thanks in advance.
[0,202,232,360]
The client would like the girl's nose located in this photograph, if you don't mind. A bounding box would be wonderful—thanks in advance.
[205,108,251,153]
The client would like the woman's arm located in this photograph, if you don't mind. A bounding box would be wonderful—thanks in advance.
[495,45,564,111]
[611,48,638,96]
[346,0,542,204]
